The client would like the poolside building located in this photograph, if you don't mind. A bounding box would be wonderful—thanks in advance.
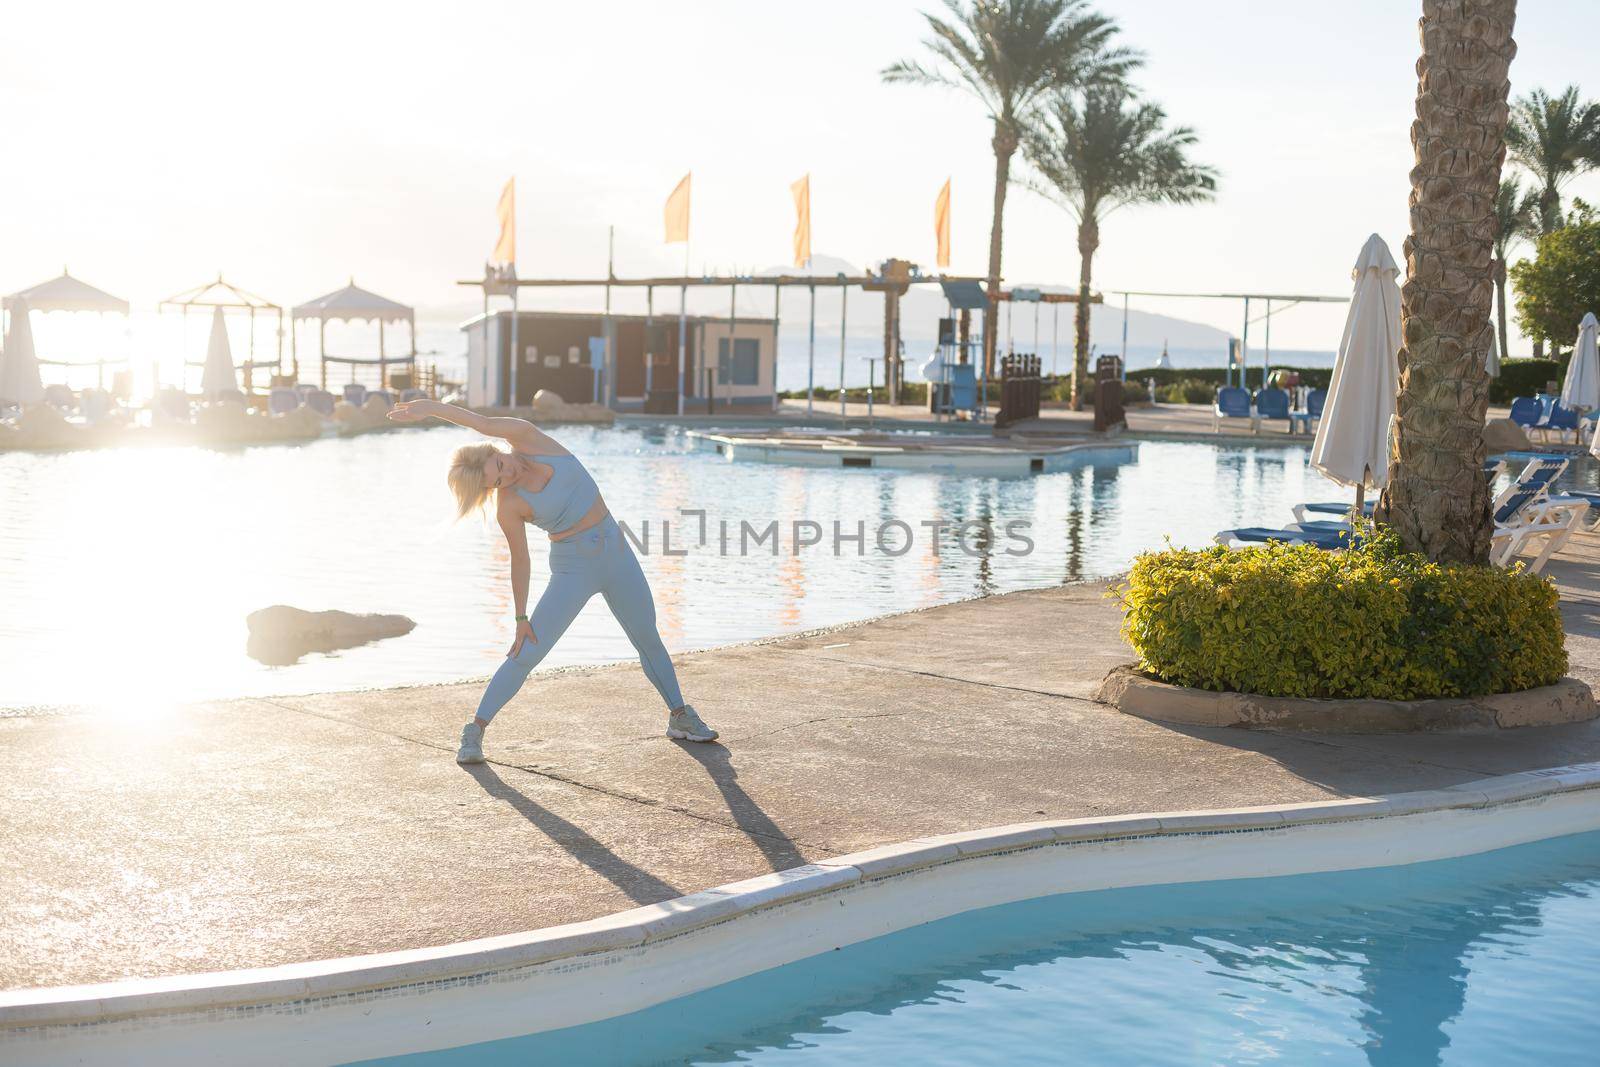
[461,310,778,413]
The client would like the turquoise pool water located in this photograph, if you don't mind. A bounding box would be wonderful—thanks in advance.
[368,830,1600,1066]
[0,425,1360,711]
[4,426,1590,712]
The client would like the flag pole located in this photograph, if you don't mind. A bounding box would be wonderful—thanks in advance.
[807,276,816,417]
[677,242,688,417]
[604,225,614,408]
[726,274,737,417]
[839,283,848,420]
[509,276,519,408]
[645,285,654,400]
[1052,303,1059,378]
[773,283,782,415]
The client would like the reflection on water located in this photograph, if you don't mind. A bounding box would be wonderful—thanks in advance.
[373,831,1600,1067]
[0,425,1353,712]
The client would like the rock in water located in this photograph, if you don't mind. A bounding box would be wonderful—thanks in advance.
[246,606,416,665]
[1482,417,1532,453]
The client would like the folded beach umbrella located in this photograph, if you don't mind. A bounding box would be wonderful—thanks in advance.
[0,297,44,406]
[1565,312,1600,412]
[1485,331,1500,378]
[1310,235,1401,507]
[201,306,236,397]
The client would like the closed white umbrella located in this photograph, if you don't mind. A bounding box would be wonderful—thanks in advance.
[1486,330,1500,377]
[0,297,45,406]
[1310,234,1401,510]
[201,306,236,397]
[1565,312,1600,412]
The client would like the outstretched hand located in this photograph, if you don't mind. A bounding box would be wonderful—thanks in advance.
[386,400,430,423]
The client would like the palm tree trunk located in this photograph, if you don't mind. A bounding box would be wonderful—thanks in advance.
[1494,257,1511,363]
[985,120,1019,383]
[1378,0,1517,565]
[1539,184,1560,234]
[1071,219,1099,411]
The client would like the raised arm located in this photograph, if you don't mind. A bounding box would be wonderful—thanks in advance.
[387,399,551,450]
[497,504,536,656]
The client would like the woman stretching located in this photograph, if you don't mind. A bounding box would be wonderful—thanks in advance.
[387,399,718,762]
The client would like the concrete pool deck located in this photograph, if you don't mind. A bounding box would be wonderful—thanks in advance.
[5,543,1600,992]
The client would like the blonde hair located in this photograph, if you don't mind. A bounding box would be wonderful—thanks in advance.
[447,442,503,519]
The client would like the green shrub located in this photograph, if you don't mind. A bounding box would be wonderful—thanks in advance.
[1489,358,1563,404]
[1156,378,1217,404]
[1113,528,1566,699]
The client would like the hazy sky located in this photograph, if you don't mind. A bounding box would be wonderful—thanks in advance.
[5,0,1600,353]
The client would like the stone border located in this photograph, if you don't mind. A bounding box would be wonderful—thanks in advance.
[1094,665,1599,732]
[5,761,1600,1049]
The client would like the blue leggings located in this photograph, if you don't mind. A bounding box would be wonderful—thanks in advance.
[476,516,684,723]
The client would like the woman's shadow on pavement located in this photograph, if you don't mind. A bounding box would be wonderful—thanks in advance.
[669,740,807,873]
[464,763,683,906]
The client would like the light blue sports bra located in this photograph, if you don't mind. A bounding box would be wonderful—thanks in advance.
[512,452,601,535]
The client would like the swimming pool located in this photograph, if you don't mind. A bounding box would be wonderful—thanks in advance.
[7,775,1596,1065]
[3,426,1588,712]
[370,827,1600,1066]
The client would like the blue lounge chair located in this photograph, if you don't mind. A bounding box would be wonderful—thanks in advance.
[1294,459,1505,523]
[1213,386,1253,432]
[367,390,394,409]
[1293,499,1376,523]
[1306,388,1326,421]
[268,387,301,415]
[1508,396,1543,431]
[43,384,76,413]
[79,388,113,424]
[342,383,368,407]
[1214,524,1357,551]
[1288,388,1327,435]
[1545,402,1580,444]
[1490,476,1589,572]
[305,390,336,417]
[1490,455,1568,512]
[399,388,427,403]
[1254,387,1291,431]
[948,364,978,414]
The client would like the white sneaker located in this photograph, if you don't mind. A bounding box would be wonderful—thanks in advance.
[456,722,485,764]
[666,704,718,742]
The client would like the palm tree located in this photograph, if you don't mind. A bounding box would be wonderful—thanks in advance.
[1491,176,1537,364]
[883,0,1138,380]
[1022,87,1216,409]
[1506,86,1600,234]
[1378,1,1517,564]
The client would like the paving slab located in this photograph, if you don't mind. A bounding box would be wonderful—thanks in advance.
[4,537,1600,992]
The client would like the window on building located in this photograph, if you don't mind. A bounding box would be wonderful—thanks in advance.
[716,337,761,386]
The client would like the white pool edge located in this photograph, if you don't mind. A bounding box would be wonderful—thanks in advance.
[6,762,1600,1065]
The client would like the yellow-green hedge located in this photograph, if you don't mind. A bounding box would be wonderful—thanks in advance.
[1114,530,1566,699]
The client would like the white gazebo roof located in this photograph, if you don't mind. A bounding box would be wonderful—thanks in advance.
[3,270,129,314]
[292,279,413,324]
[160,274,281,312]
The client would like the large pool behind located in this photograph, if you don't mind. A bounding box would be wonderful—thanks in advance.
[2,424,1568,712]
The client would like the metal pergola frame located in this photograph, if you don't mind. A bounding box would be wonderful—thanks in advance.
[158,274,284,393]
[1105,289,1348,385]
[459,266,1100,416]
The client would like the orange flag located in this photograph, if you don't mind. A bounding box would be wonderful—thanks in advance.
[664,173,691,244]
[934,178,951,269]
[790,174,811,268]
[492,177,516,267]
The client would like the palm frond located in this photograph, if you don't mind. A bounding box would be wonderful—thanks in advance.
[881,0,1139,125]
[1020,85,1218,226]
